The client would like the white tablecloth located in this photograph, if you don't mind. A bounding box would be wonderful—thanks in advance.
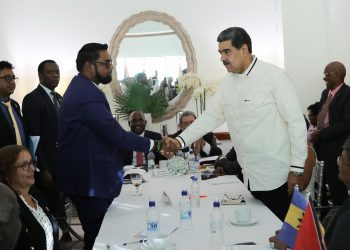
[93,175,282,250]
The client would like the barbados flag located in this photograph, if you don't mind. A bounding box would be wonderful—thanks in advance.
[278,186,307,249]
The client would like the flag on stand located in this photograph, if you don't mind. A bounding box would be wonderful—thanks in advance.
[294,197,326,250]
[278,186,307,249]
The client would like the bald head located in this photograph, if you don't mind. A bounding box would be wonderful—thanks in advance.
[129,111,146,135]
[323,61,346,90]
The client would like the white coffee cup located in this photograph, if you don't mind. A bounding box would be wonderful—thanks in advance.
[159,160,168,169]
[143,233,170,249]
[235,207,252,223]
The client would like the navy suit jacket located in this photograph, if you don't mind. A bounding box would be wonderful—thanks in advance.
[0,99,27,148]
[56,74,150,199]
[123,130,165,165]
[22,85,62,175]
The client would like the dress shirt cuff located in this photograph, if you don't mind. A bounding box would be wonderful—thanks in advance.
[202,142,210,155]
[176,136,185,149]
[149,140,154,152]
[290,165,304,173]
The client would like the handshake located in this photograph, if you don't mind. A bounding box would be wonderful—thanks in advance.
[155,137,182,158]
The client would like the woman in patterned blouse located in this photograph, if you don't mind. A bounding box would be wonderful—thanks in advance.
[0,145,59,250]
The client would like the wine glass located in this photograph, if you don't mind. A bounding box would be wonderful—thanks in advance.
[130,173,142,196]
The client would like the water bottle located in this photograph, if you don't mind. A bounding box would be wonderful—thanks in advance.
[179,189,192,230]
[210,199,224,246]
[146,199,159,234]
[190,176,200,207]
[147,151,155,177]
[188,149,198,174]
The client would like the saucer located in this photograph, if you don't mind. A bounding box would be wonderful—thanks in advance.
[229,217,258,226]
[141,241,176,250]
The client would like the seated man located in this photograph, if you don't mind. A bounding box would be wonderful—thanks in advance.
[213,146,243,181]
[269,136,350,250]
[306,102,320,145]
[123,111,165,166]
[170,111,222,157]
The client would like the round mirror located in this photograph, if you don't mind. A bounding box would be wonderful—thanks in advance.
[109,10,197,123]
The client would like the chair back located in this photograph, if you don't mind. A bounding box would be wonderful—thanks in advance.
[314,160,325,207]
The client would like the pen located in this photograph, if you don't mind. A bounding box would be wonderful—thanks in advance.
[122,239,144,246]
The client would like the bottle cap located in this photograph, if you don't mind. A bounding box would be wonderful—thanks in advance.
[213,200,220,208]
[181,189,188,196]
[149,200,156,207]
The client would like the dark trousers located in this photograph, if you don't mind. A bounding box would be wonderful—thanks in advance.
[71,196,113,250]
[249,182,291,221]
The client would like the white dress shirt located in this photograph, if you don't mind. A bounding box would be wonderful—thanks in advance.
[177,58,307,191]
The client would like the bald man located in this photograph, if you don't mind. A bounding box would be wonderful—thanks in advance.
[311,61,350,205]
[0,183,21,250]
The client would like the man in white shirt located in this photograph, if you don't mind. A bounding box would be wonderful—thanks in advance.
[162,27,307,221]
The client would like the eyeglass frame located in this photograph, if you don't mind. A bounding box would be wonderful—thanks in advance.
[323,72,336,78]
[13,159,37,171]
[0,75,19,83]
[93,60,113,69]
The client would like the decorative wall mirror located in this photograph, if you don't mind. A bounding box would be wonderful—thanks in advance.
[109,10,197,123]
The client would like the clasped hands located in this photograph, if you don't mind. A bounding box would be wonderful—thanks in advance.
[159,137,182,158]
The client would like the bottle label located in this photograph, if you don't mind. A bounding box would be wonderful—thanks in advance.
[180,210,192,220]
[147,221,159,232]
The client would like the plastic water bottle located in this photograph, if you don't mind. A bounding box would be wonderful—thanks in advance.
[190,176,200,207]
[210,199,224,246]
[146,199,159,234]
[188,149,198,174]
[147,151,155,177]
[179,189,192,230]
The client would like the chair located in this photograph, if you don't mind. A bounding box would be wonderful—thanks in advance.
[63,199,84,241]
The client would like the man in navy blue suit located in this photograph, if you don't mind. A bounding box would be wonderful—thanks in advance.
[56,43,157,249]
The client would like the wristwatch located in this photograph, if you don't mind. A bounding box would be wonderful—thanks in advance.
[290,171,303,177]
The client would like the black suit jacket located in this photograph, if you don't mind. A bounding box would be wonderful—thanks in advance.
[170,130,222,157]
[325,196,350,249]
[315,84,350,160]
[123,130,165,165]
[22,85,62,175]
[15,188,59,250]
[0,99,27,148]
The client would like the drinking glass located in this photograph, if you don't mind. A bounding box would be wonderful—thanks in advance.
[130,173,142,195]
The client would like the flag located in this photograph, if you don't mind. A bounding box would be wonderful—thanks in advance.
[294,198,326,250]
[278,186,307,249]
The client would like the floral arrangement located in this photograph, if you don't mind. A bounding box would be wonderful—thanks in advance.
[178,72,201,90]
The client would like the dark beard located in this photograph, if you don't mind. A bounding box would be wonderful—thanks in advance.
[96,71,112,85]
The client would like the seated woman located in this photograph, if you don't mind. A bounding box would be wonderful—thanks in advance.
[0,145,59,250]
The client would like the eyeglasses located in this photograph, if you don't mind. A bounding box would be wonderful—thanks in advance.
[323,72,336,78]
[13,159,37,171]
[94,60,113,69]
[0,75,18,83]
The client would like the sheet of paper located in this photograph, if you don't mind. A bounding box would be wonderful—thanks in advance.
[198,155,219,164]
[208,175,240,185]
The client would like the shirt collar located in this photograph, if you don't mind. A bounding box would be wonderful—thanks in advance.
[329,83,344,97]
[242,56,257,76]
[39,83,54,96]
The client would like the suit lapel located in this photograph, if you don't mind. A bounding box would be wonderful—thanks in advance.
[37,85,58,120]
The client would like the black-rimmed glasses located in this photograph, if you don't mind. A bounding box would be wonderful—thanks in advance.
[13,159,37,171]
[0,75,18,83]
[94,60,113,69]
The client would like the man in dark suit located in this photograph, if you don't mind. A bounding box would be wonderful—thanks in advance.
[170,111,222,157]
[56,43,158,249]
[22,60,71,241]
[311,61,350,206]
[123,111,165,165]
[0,61,27,148]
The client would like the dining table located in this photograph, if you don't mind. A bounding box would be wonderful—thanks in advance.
[93,173,282,250]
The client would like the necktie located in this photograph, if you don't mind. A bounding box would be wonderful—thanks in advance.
[2,101,23,145]
[317,93,332,129]
[51,91,60,111]
[136,151,144,166]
